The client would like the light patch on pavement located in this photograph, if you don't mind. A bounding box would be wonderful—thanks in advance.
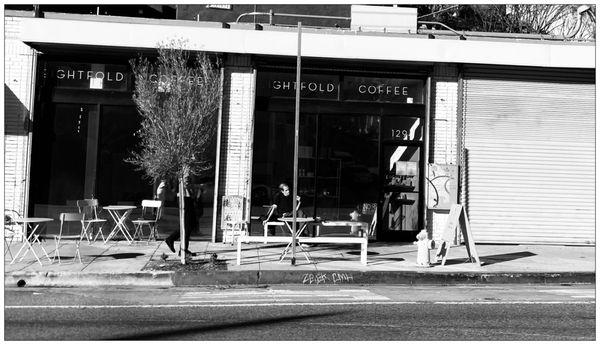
[542,289,595,299]
[178,289,391,303]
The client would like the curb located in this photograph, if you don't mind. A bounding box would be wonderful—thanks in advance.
[176,270,596,286]
[5,270,595,287]
[5,271,174,287]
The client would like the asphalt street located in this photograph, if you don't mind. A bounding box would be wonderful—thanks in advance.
[4,284,595,341]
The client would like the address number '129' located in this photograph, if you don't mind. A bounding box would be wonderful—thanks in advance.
[391,129,409,140]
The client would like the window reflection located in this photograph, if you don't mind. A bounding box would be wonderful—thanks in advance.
[251,112,380,222]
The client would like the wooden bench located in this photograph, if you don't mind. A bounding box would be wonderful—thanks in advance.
[316,220,369,237]
[236,235,368,265]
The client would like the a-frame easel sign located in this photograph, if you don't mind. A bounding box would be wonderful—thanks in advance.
[435,204,481,266]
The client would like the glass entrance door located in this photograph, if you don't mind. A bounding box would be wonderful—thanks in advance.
[380,144,422,235]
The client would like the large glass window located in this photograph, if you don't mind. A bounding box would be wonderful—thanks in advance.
[253,70,427,239]
[251,111,379,221]
[29,60,219,238]
[313,114,379,220]
[96,105,146,205]
[30,104,89,209]
[251,111,316,214]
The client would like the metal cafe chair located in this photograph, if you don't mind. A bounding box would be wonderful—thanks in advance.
[262,201,302,242]
[361,203,378,238]
[4,209,22,260]
[131,200,162,243]
[53,212,86,264]
[76,199,107,243]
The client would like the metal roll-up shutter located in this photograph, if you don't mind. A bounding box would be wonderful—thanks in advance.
[463,65,595,245]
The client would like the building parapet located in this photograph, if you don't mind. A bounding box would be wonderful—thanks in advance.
[16,14,595,69]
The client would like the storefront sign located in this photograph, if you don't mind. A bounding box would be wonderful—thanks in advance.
[56,69,125,82]
[342,76,424,103]
[49,62,130,91]
[258,72,340,100]
[258,71,424,104]
[49,62,209,92]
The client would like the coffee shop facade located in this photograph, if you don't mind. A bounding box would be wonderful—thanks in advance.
[5,10,595,245]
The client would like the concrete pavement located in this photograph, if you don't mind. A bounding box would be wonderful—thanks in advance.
[4,237,595,287]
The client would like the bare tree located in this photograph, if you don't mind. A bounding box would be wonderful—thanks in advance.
[481,4,595,39]
[129,39,221,264]
[419,4,595,39]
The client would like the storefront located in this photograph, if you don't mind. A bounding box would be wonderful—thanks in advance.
[252,64,429,240]
[24,51,218,236]
[6,10,595,245]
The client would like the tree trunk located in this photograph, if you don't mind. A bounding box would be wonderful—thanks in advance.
[178,177,186,264]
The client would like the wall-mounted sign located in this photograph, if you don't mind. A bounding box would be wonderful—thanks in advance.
[427,164,458,210]
[257,71,425,104]
[343,76,424,103]
[257,72,340,100]
[48,62,130,91]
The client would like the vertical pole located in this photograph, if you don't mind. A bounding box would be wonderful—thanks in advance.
[179,176,186,264]
[423,76,431,233]
[291,22,302,265]
[211,67,225,243]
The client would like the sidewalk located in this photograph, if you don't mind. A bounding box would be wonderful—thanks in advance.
[4,238,595,287]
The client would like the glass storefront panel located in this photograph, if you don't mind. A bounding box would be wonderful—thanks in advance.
[30,104,89,209]
[29,60,218,238]
[251,111,380,224]
[96,105,147,205]
[253,69,427,240]
[315,114,379,220]
[251,111,316,216]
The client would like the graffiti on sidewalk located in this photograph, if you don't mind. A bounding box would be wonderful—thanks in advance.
[301,272,354,285]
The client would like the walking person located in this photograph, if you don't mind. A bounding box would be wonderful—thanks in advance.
[162,175,199,256]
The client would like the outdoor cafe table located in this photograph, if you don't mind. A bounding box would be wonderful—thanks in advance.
[103,205,136,244]
[9,217,53,266]
[277,216,317,264]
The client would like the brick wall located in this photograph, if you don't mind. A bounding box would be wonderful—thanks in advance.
[4,12,36,221]
[427,63,459,241]
[214,54,255,241]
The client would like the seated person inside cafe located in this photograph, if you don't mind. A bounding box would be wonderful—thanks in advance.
[266,182,302,236]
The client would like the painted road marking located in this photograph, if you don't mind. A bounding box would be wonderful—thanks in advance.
[4,300,594,309]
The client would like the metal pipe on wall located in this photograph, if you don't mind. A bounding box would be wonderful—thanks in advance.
[23,49,39,220]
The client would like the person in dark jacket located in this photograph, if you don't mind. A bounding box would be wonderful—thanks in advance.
[266,183,301,236]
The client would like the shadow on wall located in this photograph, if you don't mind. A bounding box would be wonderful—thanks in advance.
[4,84,30,136]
